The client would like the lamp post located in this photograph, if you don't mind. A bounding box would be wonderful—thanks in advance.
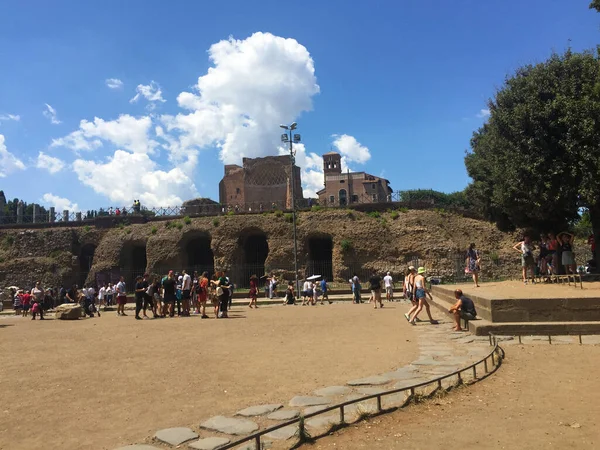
[280,122,301,298]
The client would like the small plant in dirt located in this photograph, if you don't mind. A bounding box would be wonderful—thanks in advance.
[274,209,284,218]
[284,212,293,223]
[176,222,183,230]
[183,216,192,225]
[150,226,158,235]
[347,211,355,220]
[212,218,220,227]
[295,415,313,444]
[118,223,125,230]
[340,239,353,252]
[227,211,235,216]
[311,205,322,212]
[490,252,500,264]
[83,225,91,232]
[390,210,400,220]
[367,211,381,219]
[398,207,409,213]
[165,221,172,229]
[3,235,15,247]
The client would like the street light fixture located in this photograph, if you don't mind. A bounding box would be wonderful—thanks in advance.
[280,122,301,299]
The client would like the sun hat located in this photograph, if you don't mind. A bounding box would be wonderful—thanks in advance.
[408,265,415,271]
[417,267,426,274]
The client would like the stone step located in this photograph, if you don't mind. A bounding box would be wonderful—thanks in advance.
[467,317,600,336]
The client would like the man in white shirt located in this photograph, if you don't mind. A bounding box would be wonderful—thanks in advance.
[116,276,127,316]
[181,270,192,316]
[302,279,311,305]
[98,285,106,314]
[383,271,394,302]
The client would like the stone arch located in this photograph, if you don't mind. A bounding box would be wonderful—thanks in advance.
[306,234,333,281]
[232,227,269,288]
[79,244,96,287]
[120,241,148,288]
[183,231,215,276]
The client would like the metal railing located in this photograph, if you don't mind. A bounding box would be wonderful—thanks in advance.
[0,190,482,228]
[213,334,505,450]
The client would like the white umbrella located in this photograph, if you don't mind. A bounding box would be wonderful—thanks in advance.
[306,275,321,281]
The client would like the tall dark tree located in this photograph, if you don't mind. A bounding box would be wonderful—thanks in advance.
[591,0,600,13]
[465,49,600,264]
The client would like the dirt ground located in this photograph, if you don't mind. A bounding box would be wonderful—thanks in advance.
[449,280,598,299]
[303,344,600,450]
[0,303,417,450]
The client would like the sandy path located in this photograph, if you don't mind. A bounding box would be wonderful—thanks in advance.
[303,344,600,449]
[0,302,417,450]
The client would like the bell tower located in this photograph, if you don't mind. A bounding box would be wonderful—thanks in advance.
[323,151,342,184]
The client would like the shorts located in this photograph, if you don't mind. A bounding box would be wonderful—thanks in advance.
[164,294,176,304]
[117,295,127,305]
[415,288,426,300]
[562,251,575,266]
[153,293,161,302]
[182,289,191,300]
[459,311,476,321]
[385,286,393,295]
[521,254,535,267]
[371,289,381,298]
[23,304,31,311]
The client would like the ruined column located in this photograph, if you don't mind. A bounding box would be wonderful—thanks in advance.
[17,201,23,224]
[49,207,55,223]
[32,204,38,223]
[63,210,69,222]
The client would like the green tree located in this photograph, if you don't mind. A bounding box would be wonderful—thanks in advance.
[591,0,600,12]
[465,49,600,260]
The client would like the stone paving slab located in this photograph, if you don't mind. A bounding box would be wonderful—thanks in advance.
[266,409,299,420]
[303,405,329,415]
[236,440,272,450]
[289,395,332,407]
[313,385,351,397]
[344,400,378,416]
[382,392,409,408]
[154,427,198,446]
[236,404,282,417]
[115,446,162,450]
[265,425,298,440]
[200,416,259,435]
[347,375,390,386]
[306,414,339,430]
[393,378,430,389]
[188,437,231,450]
[355,386,386,395]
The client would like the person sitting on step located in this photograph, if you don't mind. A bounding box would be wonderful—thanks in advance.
[449,289,477,332]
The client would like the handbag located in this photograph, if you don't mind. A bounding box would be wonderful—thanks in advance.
[216,286,224,296]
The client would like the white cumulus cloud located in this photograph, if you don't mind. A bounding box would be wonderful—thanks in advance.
[41,193,79,212]
[105,78,124,89]
[0,134,26,177]
[130,81,166,108]
[72,150,198,206]
[43,103,61,124]
[36,151,66,174]
[477,108,490,118]
[331,134,371,165]
[160,32,320,166]
[51,114,158,154]
[0,113,20,123]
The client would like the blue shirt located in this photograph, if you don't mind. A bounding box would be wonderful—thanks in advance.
[320,279,327,292]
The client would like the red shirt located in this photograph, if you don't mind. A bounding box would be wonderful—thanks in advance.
[21,293,31,305]
[589,235,596,252]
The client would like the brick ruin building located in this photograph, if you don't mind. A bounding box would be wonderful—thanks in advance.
[219,155,303,210]
[316,152,393,206]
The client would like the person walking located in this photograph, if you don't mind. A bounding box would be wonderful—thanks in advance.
[369,271,383,309]
[465,243,481,287]
[162,271,177,317]
[181,270,192,317]
[408,267,438,325]
[31,282,45,320]
[197,272,209,318]
[116,276,127,316]
[320,277,331,304]
[134,275,145,320]
[383,271,394,301]
[352,273,362,304]
[248,274,259,308]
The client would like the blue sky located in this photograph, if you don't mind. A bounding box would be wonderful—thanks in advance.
[0,0,598,211]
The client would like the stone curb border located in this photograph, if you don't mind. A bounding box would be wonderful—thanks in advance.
[217,334,505,450]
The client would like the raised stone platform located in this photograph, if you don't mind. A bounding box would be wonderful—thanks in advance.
[431,281,600,335]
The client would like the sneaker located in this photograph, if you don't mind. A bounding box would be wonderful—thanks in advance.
[135,316,142,320]
[404,313,410,321]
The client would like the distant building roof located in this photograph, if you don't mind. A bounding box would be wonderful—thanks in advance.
[323,151,340,156]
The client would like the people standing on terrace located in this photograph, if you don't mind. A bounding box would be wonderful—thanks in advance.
[465,243,481,287]
[513,236,536,284]
[547,232,559,275]
[557,232,576,277]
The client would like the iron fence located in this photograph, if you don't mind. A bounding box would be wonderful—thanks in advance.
[0,190,481,228]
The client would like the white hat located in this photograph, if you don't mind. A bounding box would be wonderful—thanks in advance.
[387,271,390,275]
